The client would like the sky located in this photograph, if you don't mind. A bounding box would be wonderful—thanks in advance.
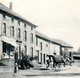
[0,0,80,51]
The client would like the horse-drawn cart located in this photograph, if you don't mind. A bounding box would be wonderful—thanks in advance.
[46,55,71,69]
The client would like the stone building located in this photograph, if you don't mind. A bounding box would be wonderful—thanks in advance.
[0,3,37,60]
[0,3,73,67]
[35,31,50,64]
[35,31,73,64]
[51,39,73,60]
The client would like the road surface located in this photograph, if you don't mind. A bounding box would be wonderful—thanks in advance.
[0,63,80,78]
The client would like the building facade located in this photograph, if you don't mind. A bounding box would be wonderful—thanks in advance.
[35,31,73,64]
[0,3,37,60]
[0,3,73,66]
[36,31,50,64]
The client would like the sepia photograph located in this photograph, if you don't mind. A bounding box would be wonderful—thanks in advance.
[0,0,80,78]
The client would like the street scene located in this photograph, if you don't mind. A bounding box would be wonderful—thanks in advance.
[0,0,80,78]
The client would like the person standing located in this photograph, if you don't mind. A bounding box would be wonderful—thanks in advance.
[14,51,18,73]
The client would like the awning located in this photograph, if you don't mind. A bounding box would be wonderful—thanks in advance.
[2,36,18,47]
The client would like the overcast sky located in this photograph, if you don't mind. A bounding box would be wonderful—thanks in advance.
[1,0,80,51]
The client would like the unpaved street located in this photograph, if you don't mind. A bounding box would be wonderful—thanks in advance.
[0,63,80,78]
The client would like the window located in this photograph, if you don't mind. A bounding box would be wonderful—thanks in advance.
[3,23,6,35]
[46,44,48,47]
[40,42,42,50]
[24,46,27,55]
[11,26,14,37]
[43,54,45,64]
[30,33,33,43]
[18,21,20,25]
[24,31,27,41]
[24,23,26,28]
[3,14,6,19]
[31,26,33,30]
[11,18,14,22]
[3,42,12,57]
[17,28,21,39]
[31,47,33,57]
[36,37,38,45]
[3,42,6,53]
[37,51,39,63]
[40,53,42,63]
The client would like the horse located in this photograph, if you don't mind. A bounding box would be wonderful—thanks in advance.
[48,55,66,69]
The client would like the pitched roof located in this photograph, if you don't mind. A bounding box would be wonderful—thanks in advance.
[36,31,73,48]
[36,31,51,41]
[51,38,73,48]
[0,3,37,28]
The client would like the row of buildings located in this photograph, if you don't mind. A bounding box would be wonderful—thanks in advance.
[0,3,73,65]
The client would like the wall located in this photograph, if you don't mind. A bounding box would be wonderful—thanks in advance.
[50,43,60,55]
[0,11,36,59]
[36,37,50,64]
[36,36,61,64]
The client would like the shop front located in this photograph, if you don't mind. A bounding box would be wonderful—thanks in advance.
[0,36,18,73]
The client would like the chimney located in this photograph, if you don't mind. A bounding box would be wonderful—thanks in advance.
[9,2,12,10]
